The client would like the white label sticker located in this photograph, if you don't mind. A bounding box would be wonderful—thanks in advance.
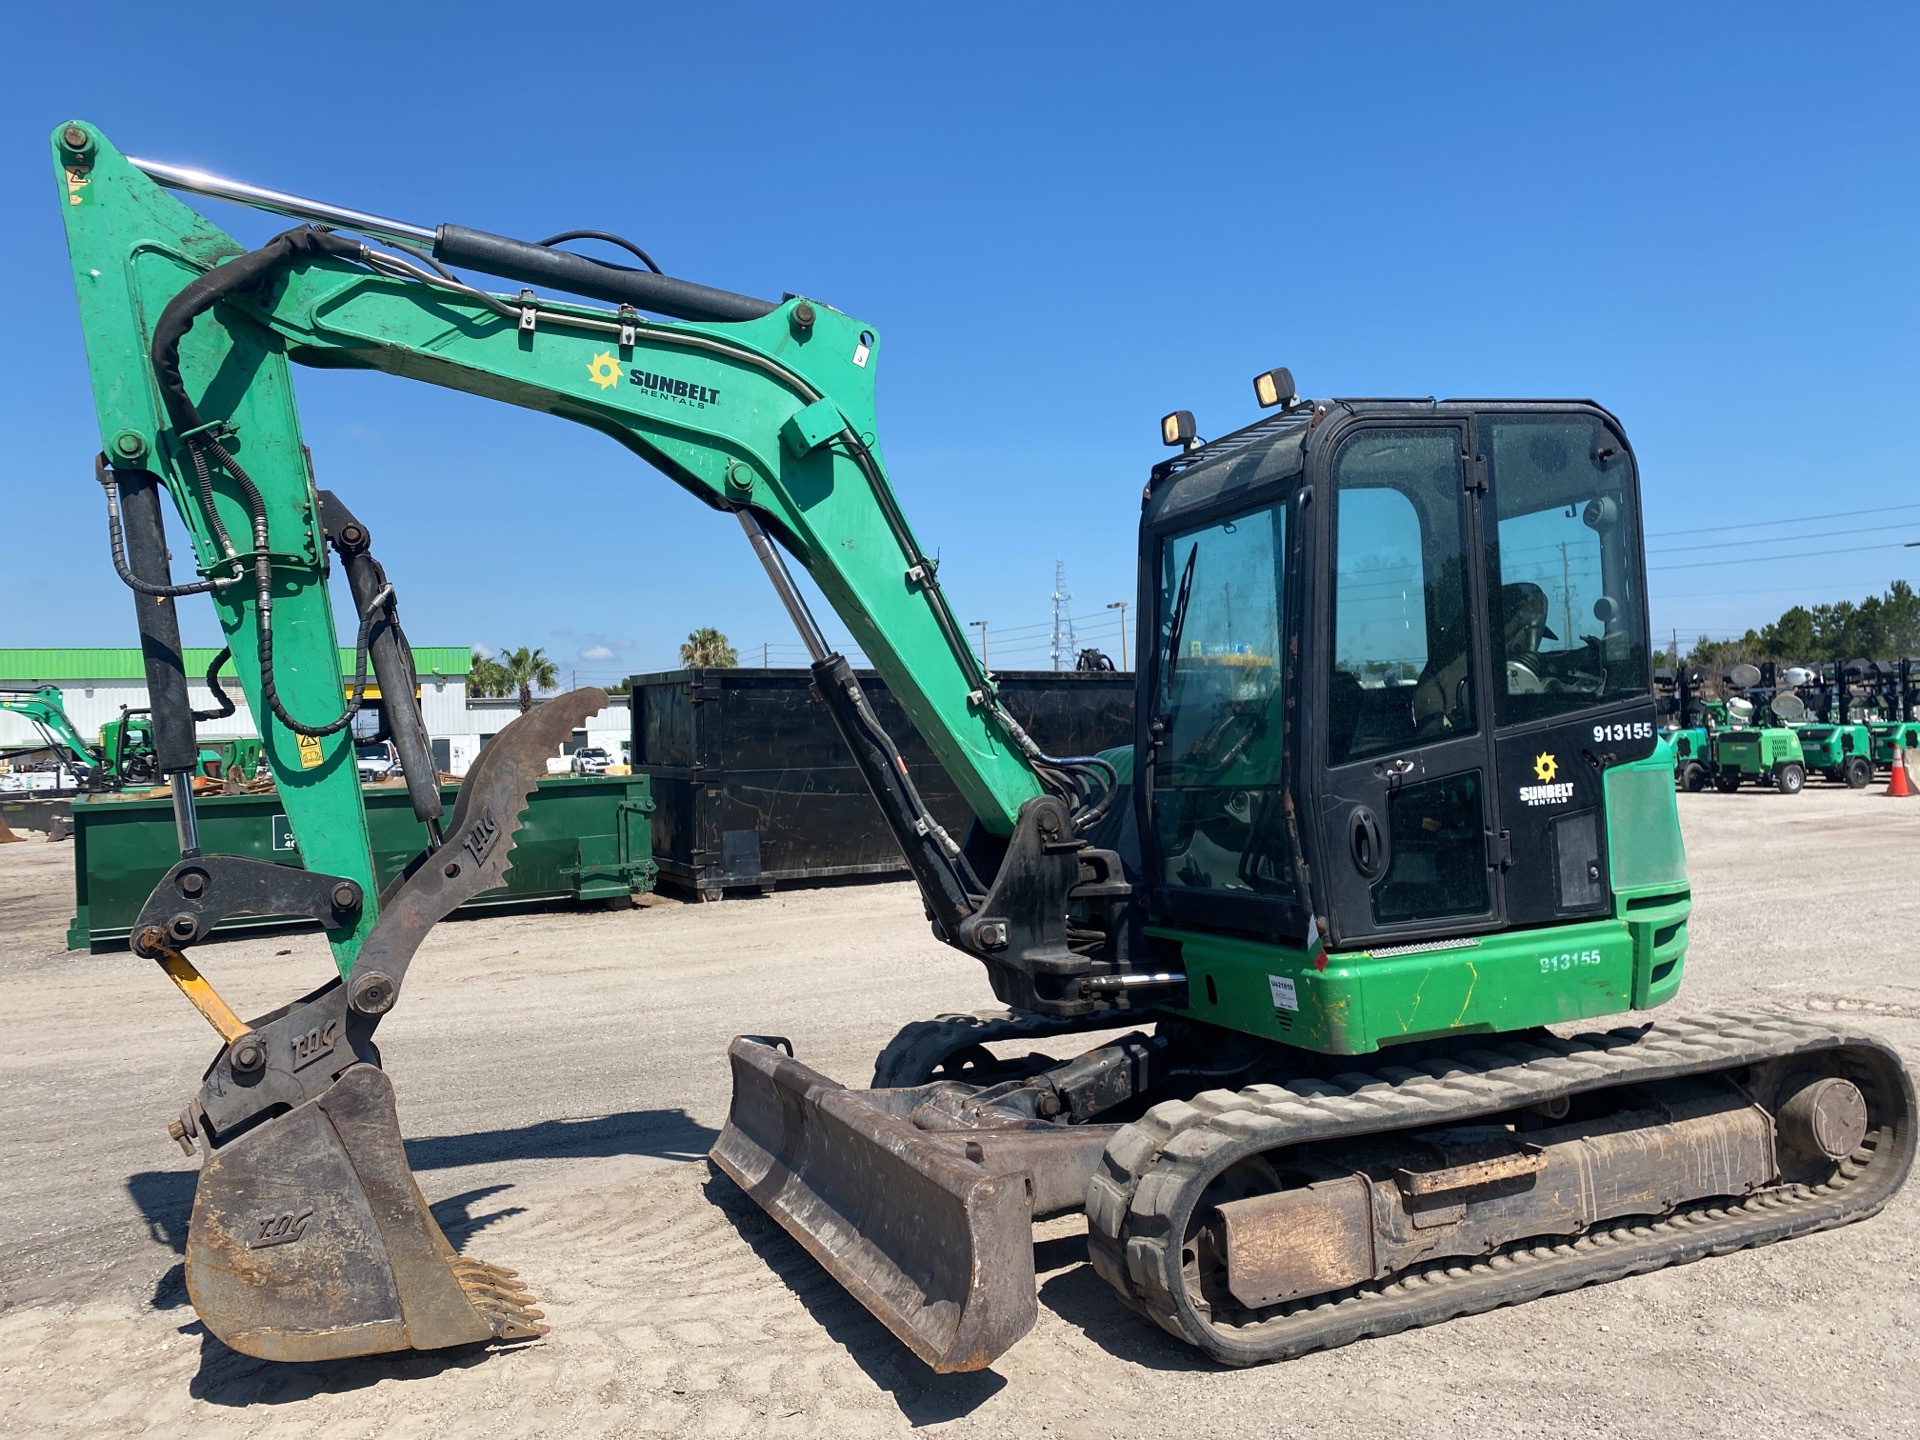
[1268,975,1298,1011]
[851,341,870,368]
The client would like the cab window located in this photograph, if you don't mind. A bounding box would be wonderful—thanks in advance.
[1328,429,1475,765]
[1150,500,1296,898]
[1482,417,1648,726]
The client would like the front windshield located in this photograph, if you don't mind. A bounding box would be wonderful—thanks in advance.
[1150,500,1297,901]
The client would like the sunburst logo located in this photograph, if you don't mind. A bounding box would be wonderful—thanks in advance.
[1533,752,1558,783]
[586,351,623,390]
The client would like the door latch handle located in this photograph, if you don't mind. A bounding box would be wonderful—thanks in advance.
[1487,829,1513,871]
[1349,807,1388,881]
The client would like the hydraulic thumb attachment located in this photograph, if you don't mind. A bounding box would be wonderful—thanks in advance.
[159,690,604,1361]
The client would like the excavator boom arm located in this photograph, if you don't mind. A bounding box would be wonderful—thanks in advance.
[55,120,1070,977]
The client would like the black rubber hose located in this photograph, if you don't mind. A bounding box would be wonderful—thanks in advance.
[150,227,365,436]
[96,455,225,597]
[192,648,237,722]
[537,229,662,274]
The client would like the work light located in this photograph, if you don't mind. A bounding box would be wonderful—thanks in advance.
[1252,367,1296,409]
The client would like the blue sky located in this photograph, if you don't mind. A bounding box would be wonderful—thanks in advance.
[3,3,1914,679]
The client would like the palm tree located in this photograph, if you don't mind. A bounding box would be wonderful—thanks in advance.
[679,628,738,668]
[468,653,511,699]
[497,645,560,713]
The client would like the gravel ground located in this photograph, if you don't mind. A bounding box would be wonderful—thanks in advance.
[1,783,1916,1438]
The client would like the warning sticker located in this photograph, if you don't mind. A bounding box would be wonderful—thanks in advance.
[295,733,324,770]
[1268,974,1298,1011]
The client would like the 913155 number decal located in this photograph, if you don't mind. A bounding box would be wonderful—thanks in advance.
[1540,948,1603,973]
[1593,720,1653,743]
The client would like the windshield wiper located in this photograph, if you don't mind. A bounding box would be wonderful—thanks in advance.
[1161,542,1200,709]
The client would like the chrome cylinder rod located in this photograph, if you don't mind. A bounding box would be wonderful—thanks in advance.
[736,510,830,664]
[127,157,435,245]
[170,771,202,858]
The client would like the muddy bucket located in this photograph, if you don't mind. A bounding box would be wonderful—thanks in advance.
[186,1064,544,1360]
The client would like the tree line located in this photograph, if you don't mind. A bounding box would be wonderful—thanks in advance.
[1673,580,1920,673]
[467,630,738,711]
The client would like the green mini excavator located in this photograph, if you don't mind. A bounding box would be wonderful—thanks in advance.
[52,121,1913,1374]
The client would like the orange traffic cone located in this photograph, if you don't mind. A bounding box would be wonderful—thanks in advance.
[1889,747,1914,798]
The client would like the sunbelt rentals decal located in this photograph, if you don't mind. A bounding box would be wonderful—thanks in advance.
[1518,751,1573,807]
[587,352,719,409]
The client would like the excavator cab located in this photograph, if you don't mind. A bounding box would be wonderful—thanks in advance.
[1144,402,1657,966]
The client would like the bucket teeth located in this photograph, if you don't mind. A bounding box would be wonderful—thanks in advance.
[455,1259,548,1339]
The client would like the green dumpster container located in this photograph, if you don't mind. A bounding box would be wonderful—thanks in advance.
[67,775,655,950]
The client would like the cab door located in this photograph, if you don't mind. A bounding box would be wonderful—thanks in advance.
[1475,410,1657,928]
[1314,422,1504,948]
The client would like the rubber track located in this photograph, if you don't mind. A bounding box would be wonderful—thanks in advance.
[1084,1010,1915,1366]
[869,1008,1122,1088]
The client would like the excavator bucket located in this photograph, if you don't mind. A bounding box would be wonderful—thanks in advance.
[167,689,607,1361]
[711,1036,1109,1373]
[185,1065,542,1361]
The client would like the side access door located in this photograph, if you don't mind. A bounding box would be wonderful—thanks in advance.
[1314,421,1504,947]
[1474,409,1658,929]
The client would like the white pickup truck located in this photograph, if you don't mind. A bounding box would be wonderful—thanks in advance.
[355,739,400,781]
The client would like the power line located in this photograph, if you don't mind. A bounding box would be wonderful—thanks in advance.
[1650,541,1912,573]
[1648,522,1905,556]
[1647,501,1920,539]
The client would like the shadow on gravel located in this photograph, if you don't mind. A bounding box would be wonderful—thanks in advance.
[403,1106,720,1169]
[184,1325,502,1407]
[1036,1264,1218,1373]
[702,1167,1009,1425]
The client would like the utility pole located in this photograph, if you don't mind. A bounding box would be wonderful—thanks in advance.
[969,620,989,669]
[1050,561,1075,671]
[763,641,769,668]
[1558,541,1574,651]
[1107,601,1130,668]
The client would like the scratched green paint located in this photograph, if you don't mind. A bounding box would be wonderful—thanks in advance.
[1156,746,1692,1055]
[1156,920,1644,1056]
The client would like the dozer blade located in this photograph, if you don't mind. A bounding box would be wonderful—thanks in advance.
[711,1036,1106,1373]
[186,1064,543,1361]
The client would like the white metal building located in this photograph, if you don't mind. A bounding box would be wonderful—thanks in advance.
[0,647,637,782]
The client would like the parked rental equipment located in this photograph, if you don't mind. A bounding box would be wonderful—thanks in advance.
[53,123,1915,1373]
[0,685,104,785]
[1796,719,1875,788]
[1702,666,1805,794]
[1657,665,1719,791]
[1,684,256,791]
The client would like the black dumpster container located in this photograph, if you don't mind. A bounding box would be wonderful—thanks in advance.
[629,668,1134,900]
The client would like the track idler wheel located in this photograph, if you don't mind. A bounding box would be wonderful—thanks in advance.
[185,1065,545,1361]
